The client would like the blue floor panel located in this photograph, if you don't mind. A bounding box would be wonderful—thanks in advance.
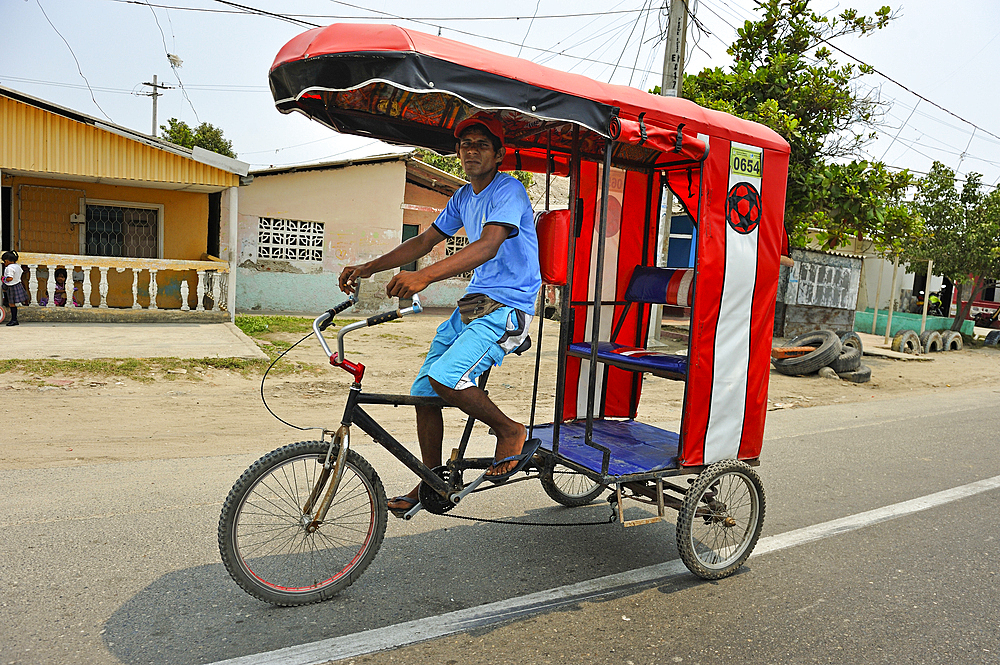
[532,419,680,476]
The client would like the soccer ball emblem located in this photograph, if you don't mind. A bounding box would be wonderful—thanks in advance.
[726,182,761,234]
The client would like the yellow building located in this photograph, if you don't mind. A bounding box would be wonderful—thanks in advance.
[0,85,248,319]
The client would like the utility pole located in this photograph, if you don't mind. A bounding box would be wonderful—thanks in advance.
[650,0,689,344]
[139,75,174,137]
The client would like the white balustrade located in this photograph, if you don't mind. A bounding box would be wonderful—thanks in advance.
[196,270,206,311]
[27,265,38,306]
[81,267,92,308]
[131,270,141,309]
[45,268,57,308]
[15,252,229,316]
[148,270,159,310]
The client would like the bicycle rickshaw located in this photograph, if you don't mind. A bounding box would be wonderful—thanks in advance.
[219,23,791,606]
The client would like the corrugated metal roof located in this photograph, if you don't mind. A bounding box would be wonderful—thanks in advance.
[0,85,245,191]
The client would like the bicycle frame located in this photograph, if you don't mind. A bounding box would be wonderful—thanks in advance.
[312,296,537,517]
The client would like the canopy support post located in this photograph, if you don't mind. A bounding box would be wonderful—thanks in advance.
[585,138,615,475]
[552,125,582,454]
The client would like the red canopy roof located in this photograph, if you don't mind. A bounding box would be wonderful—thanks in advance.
[270,23,788,168]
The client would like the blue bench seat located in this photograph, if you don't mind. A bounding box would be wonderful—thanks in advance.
[567,341,688,381]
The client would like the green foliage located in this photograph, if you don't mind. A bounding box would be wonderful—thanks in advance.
[235,314,317,337]
[796,161,920,253]
[683,0,899,245]
[413,149,534,190]
[912,162,1000,329]
[159,118,237,158]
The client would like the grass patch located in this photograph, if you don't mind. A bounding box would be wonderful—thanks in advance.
[236,314,313,337]
[0,356,324,381]
[236,314,358,339]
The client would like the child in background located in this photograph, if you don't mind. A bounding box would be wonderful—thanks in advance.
[39,267,78,307]
[2,250,29,326]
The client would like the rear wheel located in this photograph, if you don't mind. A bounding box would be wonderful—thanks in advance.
[540,463,605,507]
[218,440,387,606]
[676,460,765,580]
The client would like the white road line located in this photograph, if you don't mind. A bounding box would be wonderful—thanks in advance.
[209,473,1000,665]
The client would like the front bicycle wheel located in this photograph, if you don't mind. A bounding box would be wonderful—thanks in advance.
[218,440,387,606]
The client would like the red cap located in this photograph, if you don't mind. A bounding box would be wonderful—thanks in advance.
[453,112,504,145]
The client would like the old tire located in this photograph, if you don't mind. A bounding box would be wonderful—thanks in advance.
[829,344,862,373]
[919,330,943,353]
[837,364,872,383]
[771,330,842,376]
[985,330,1000,347]
[891,329,921,355]
[940,330,963,351]
[676,460,765,580]
[837,331,863,353]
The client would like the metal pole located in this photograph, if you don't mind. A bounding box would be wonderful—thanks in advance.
[871,258,884,335]
[884,254,900,345]
[151,74,159,137]
[585,140,614,453]
[650,0,689,346]
[140,75,174,138]
[920,258,933,334]
[552,125,582,453]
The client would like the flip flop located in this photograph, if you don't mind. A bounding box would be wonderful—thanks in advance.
[387,495,418,518]
[484,438,542,484]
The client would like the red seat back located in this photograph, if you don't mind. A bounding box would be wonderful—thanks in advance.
[535,209,571,286]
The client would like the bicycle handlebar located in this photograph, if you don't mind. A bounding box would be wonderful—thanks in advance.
[312,294,424,377]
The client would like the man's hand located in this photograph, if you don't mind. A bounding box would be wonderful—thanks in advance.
[339,263,372,295]
[385,271,431,299]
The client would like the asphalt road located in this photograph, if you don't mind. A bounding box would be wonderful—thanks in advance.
[1,385,999,665]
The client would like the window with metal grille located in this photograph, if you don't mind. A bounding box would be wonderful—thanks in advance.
[445,235,472,279]
[258,217,324,262]
[85,204,159,258]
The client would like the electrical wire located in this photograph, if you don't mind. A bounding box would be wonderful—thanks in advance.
[516,0,542,58]
[107,0,651,22]
[612,0,651,82]
[33,0,114,122]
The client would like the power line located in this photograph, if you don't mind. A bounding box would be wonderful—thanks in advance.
[819,39,1000,146]
[34,0,113,121]
[107,0,652,22]
[146,1,200,122]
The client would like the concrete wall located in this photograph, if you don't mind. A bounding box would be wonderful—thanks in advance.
[237,161,406,313]
[402,178,468,308]
[9,174,210,308]
[236,160,468,314]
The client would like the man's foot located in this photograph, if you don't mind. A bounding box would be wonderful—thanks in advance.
[5,320,18,326]
[387,491,419,518]
[484,437,542,484]
[485,423,527,478]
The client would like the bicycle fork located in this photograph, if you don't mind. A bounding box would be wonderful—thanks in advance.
[301,425,351,533]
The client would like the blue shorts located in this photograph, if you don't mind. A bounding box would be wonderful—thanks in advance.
[411,306,532,396]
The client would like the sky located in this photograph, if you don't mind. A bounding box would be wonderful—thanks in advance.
[1,0,998,189]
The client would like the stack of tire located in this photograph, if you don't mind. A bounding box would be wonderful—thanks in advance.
[891,329,964,354]
[771,330,870,383]
[986,330,1000,347]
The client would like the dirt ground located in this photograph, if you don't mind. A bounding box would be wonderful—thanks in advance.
[3,314,1000,471]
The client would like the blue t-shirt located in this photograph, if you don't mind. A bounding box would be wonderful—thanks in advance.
[432,172,541,314]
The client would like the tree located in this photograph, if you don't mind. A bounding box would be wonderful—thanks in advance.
[911,162,1000,331]
[683,0,900,246]
[159,118,237,159]
[413,148,534,190]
